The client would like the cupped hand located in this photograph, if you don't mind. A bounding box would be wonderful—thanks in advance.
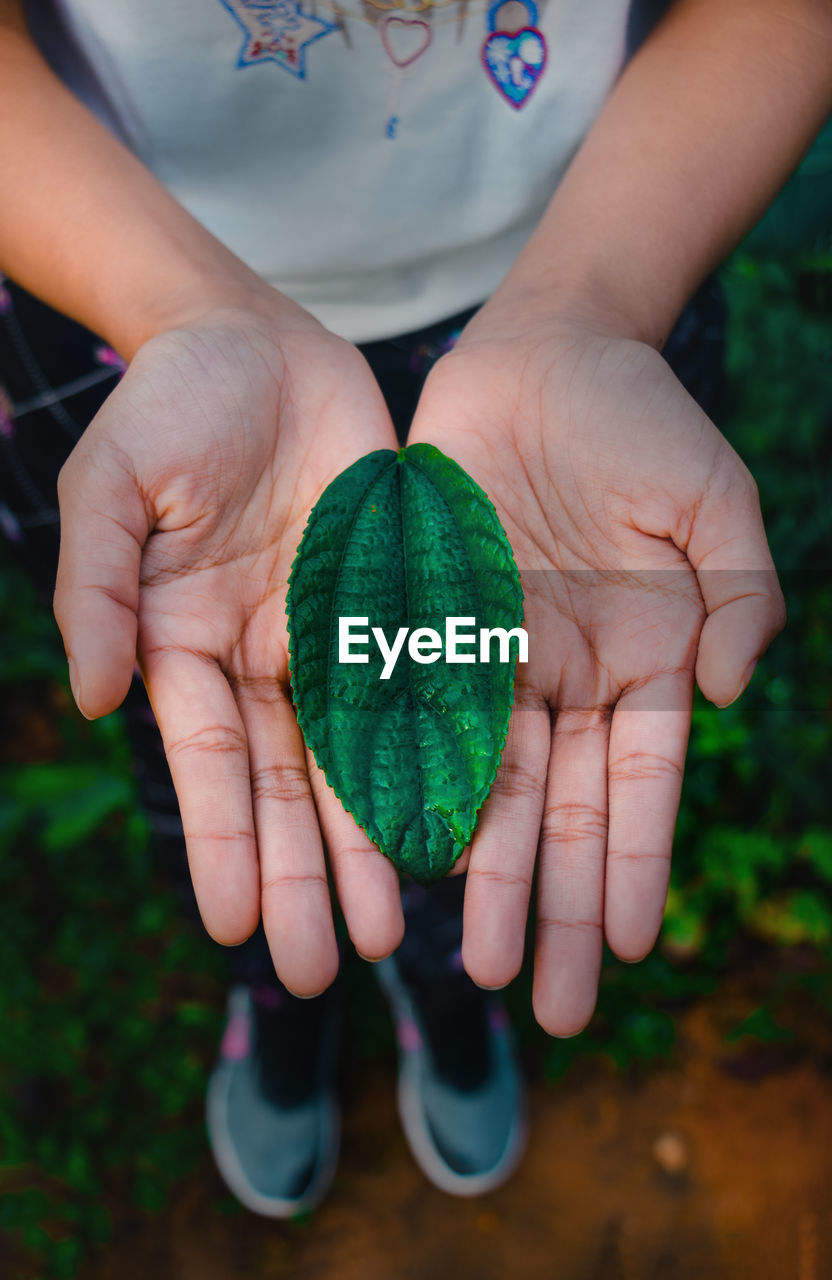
[54,300,404,994]
[408,307,785,1034]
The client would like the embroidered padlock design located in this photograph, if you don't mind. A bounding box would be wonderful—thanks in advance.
[481,0,546,110]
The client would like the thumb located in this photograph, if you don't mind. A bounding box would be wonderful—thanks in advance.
[54,437,151,719]
[684,461,786,708]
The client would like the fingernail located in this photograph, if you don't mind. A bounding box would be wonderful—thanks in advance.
[715,659,757,709]
[67,657,93,720]
[356,949,394,963]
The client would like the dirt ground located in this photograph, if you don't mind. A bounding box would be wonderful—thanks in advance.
[87,993,832,1280]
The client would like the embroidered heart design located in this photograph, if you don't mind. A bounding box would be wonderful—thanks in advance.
[482,27,546,108]
[381,16,432,68]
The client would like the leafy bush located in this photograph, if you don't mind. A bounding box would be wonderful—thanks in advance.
[0,566,228,1277]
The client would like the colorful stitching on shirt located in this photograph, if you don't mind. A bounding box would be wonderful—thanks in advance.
[218,0,337,79]
[380,13,433,139]
[481,0,546,109]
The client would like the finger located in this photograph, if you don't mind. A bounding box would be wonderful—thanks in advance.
[142,648,260,946]
[684,467,786,708]
[604,673,692,963]
[461,698,550,990]
[449,848,471,876]
[532,707,609,1038]
[235,678,340,996]
[54,437,151,718]
[307,758,405,962]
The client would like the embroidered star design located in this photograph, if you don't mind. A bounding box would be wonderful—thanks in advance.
[220,0,336,79]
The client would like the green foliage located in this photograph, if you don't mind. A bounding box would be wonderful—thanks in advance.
[666,255,832,959]
[287,443,524,882]
[0,565,226,1277]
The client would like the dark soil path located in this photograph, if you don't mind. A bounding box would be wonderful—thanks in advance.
[89,996,832,1280]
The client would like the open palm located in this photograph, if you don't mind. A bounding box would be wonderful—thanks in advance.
[54,308,404,994]
[409,318,784,1034]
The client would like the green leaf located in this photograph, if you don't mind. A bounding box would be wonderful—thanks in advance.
[800,829,832,883]
[747,890,832,946]
[3,764,132,851]
[286,444,524,883]
[725,1006,792,1045]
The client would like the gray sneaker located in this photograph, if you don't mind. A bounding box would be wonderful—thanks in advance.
[376,946,528,1197]
[206,982,340,1218]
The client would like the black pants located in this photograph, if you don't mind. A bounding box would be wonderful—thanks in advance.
[0,273,724,984]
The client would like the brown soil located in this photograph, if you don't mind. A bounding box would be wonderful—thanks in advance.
[88,996,832,1280]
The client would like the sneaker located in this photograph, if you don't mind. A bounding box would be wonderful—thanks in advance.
[206,981,340,1218]
[376,881,528,1196]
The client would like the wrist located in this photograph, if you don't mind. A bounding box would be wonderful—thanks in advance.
[107,255,321,360]
[478,241,679,352]
[0,22,320,361]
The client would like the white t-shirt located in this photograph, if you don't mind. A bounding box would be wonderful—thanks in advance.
[27,0,629,341]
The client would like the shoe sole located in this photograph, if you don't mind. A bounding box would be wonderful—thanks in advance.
[376,957,529,1198]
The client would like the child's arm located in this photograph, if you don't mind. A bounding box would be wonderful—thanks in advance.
[0,0,283,355]
[0,2,404,991]
[493,0,832,349]
[410,0,832,1033]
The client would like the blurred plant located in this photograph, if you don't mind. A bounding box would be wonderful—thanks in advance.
[0,563,228,1277]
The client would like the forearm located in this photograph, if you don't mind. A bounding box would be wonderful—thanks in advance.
[492,0,832,347]
[0,4,289,358]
